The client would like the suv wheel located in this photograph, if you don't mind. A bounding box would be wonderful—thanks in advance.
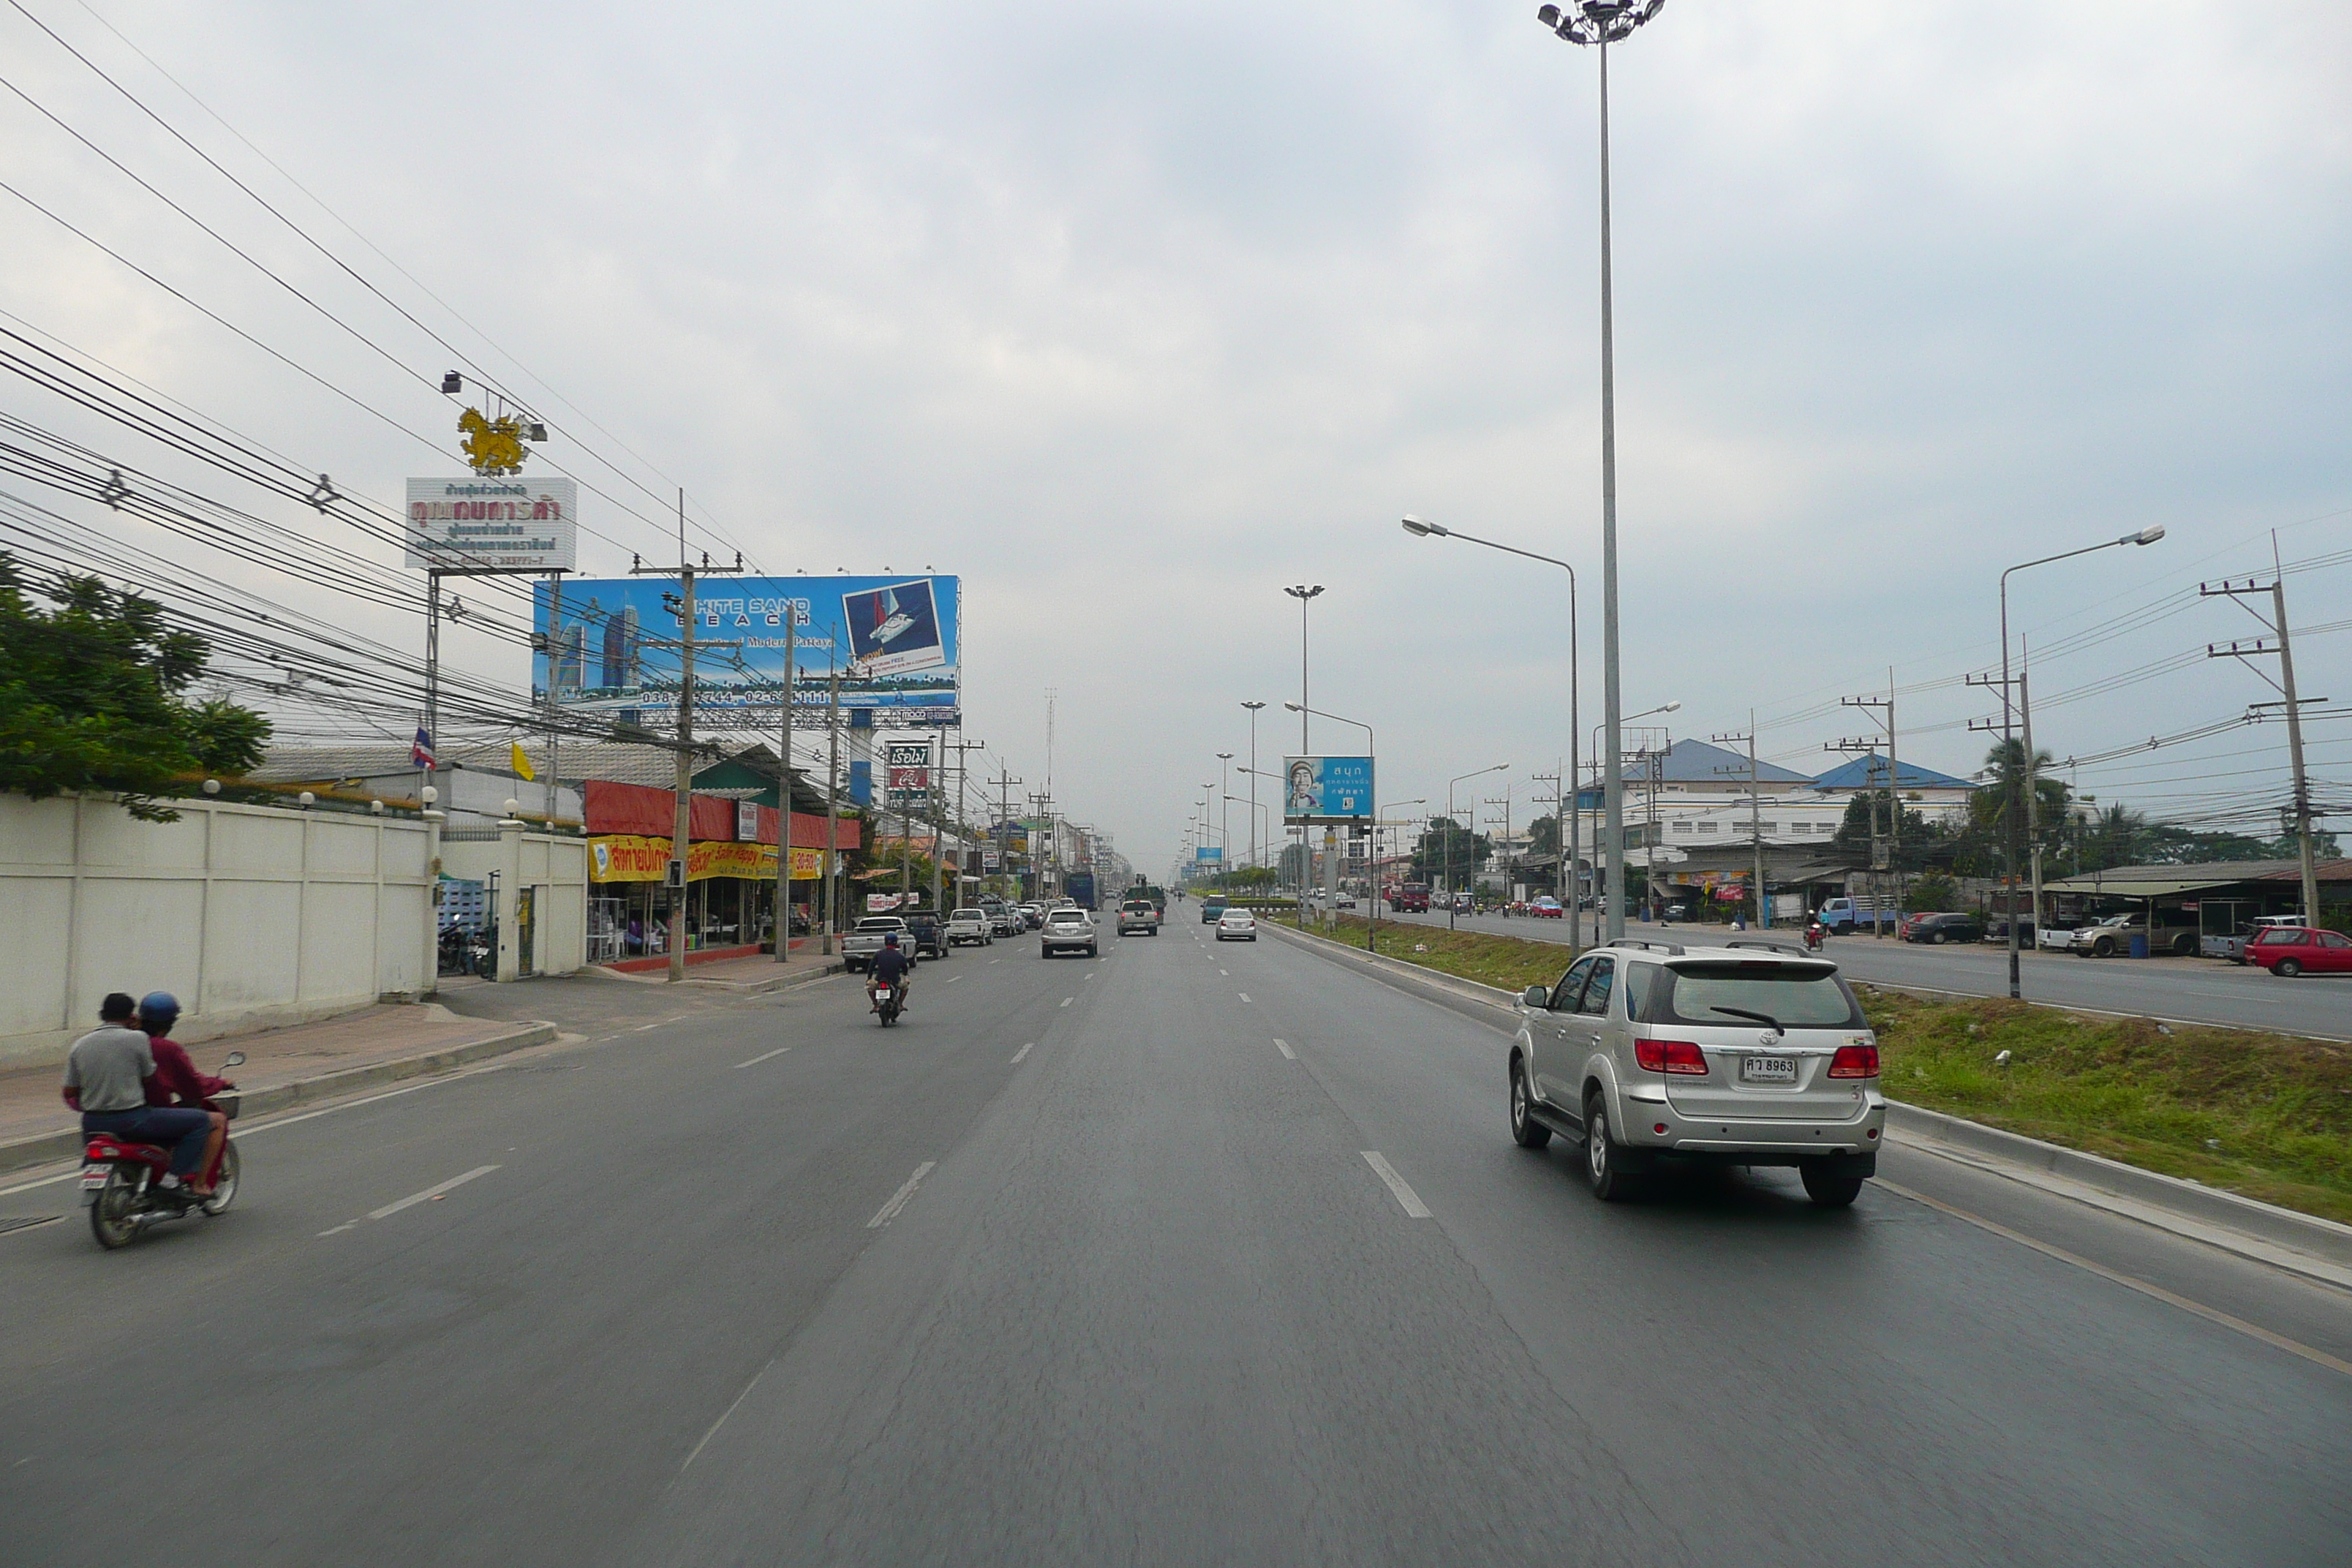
[1583,1090,1637,1202]
[1509,1060,1551,1149]
[1800,1162,1863,1208]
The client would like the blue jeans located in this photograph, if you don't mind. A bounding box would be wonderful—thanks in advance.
[82,1107,213,1176]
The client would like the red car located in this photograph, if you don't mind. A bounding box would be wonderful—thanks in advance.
[1529,897,1564,919]
[2247,927,2352,977]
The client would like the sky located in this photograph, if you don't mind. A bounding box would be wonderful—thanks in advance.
[2,0,2347,876]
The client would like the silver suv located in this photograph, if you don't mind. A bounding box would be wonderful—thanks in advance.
[1507,939,1885,1206]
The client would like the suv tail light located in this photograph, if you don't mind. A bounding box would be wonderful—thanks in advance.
[1634,1037,1708,1075]
[1828,1044,1880,1079]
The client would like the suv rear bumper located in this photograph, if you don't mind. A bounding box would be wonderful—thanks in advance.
[1616,1089,1885,1165]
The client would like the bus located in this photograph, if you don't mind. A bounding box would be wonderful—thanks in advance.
[1064,871,1098,911]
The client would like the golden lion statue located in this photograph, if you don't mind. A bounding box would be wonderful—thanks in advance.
[459,408,527,475]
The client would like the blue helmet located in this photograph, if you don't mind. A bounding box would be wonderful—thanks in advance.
[137,991,181,1033]
[883,933,900,946]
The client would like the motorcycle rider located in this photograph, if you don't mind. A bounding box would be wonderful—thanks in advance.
[135,992,230,1188]
[868,932,912,1012]
[61,992,214,1197]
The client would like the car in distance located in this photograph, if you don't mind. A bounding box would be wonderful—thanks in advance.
[1040,906,1098,958]
[2068,911,2199,958]
[1507,940,1884,1207]
[1392,882,1431,913]
[1215,908,1258,942]
[945,908,993,947]
[1200,894,1229,924]
[1904,912,1984,945]
[987,905,1027,938]
[1117,898,1161,936]
[1529,897,1564,919]
[902,911,949,960]
[840,916,912,973]
[2247,926,2352,977]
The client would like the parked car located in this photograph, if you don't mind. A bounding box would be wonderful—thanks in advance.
[1904,913,1985,945]
[1017,902,1045,930]
[1040,906,1098,958]
[945,908,993,947]
[2068,911,2199,958]
[2204,914,2312,963]
[1980,916,2035,944]
[1215,908,1259,942]
[987,905,1027,938]
[903,911,949,960]
[2246,926,2352,977]
[1507,940,1883,1207]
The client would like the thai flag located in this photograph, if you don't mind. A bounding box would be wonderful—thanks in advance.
[411,726,435,768]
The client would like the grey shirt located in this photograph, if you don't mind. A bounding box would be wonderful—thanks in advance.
[64,1025,155,1114]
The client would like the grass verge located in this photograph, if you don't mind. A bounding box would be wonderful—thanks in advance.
[1291,916,2352,1225]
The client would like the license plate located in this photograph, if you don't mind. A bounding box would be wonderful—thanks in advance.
[1741,1055,1798,1084]
[80,1164,108,1188]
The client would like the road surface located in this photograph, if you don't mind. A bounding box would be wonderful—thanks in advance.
[1379,908,2352,1039]
[2,927,2344,1565]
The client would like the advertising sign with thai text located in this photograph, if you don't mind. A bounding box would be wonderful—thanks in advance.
[407,478,577,570]
[1282,755,1374,822]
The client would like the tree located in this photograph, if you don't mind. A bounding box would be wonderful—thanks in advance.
[1528,813,1560,859]
[1969,738,2072,861]
[0,556,270,821]
[1411,817,1490,886]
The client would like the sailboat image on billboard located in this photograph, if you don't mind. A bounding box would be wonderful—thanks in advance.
[843,578,947,676]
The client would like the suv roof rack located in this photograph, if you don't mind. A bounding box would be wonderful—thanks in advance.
[1722,939,1808,957]
[1605,938,1684,956]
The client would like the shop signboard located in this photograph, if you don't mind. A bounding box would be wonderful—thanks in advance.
[1282,755,1374,823]
[533,573,960,723]
[406,478,577,570]
[588,836,823,883]
[737,799,759,841]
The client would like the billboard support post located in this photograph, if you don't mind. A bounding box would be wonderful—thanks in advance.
[823,668,840,957]
[772,608,795,965]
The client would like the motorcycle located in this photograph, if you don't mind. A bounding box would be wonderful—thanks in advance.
[872,981,903,1027]
[80,1051,245,1250]
[1803,922,1825,952]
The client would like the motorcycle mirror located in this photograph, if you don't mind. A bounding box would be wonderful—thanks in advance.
[221,1051,246,1068]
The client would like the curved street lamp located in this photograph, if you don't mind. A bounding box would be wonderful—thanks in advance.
[1446,763,1509,930]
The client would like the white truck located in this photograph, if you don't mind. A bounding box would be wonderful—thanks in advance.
[841,916,911,973]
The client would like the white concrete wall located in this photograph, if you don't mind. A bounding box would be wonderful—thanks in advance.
[437,827,589,979]
[0,794,432,1070]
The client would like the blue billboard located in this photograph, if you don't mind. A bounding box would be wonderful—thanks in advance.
[535,573,959,725]
[1283,755,1373,821]
[1194,846,1224,862]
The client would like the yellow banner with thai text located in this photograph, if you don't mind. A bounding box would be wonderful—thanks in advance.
[588,836,822,883]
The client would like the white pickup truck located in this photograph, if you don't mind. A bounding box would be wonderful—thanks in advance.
[946,908,994,947]
[841,916,911,973]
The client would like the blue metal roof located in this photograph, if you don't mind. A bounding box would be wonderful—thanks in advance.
[1811,754,1977,791]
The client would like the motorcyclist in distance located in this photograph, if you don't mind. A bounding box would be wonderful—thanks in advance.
[135,992,230,1188]
[869,932,912,1013]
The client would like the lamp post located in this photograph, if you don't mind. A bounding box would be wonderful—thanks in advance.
[1588,698,1678,929]
[1284,586,1324,913]
[1241,701,1267,870]
[1403,516,1579,952]
[1446,764,1509,930]
[1216,753,1235,884]
[1534,0,1666,942]
[1995,525,2166,998]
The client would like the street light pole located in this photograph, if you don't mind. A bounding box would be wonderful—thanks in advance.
[1402,517,1578,953]
[1537,1,1665,942]
[1446,764,1509,930]
[1241,701,1266,870]
[1216,753,1235,884]
[1994,524,2166,998]
[1284,586,1324,912]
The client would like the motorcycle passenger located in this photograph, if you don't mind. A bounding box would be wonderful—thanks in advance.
[869,933,911,1012]
[135,992,230,1187]
[61,992,214,1196]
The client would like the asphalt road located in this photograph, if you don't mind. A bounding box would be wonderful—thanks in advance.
[1,925,2345,1566]
[1378,908,2352,1039]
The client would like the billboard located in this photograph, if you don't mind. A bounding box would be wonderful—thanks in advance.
[1195,846,1224,863]
[407,478,577,570]
[534,573,960,723]
[1283,755,1374,822]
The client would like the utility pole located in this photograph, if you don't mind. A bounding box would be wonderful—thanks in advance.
[1842,690,1902,932]
[1826,736,1891,940]
[770,596,797,965]
[2204,551,2323,922]
[1485,791,1513,904]
[946,736,987,909]
[991,766,1022,901]
[630,497,742,983]
[1964,671,2025,988]
[1711,717,1765,928]
[821,668,840,956]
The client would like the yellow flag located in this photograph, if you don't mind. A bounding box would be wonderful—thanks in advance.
[511,741,537,782]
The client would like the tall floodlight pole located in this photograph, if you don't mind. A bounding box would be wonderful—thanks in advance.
[1284,585,1324,910]
[1536,0,1665,941]
[1992,524,2166,998]
[1216,753,1235,885]
[1241,702,1267,870]
[1403,516,1578,954]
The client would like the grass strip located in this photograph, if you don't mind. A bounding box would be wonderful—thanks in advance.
[1303,915,2352,1225]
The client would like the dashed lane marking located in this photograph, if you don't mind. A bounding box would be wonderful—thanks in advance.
[1360,1152,1432,1218]
[1060,998,1073,1008]
[867,1161,936,1229]
[947,975,963,984]
[1237,993,1251,1003]
[320,1164,502,1235]
[1011,1042,1033,1063]
[734,1047,791,1068]
[1275,1039,1296,1060]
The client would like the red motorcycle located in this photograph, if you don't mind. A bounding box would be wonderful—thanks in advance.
[80,1049,245,1250]
[1803,922,1826,952]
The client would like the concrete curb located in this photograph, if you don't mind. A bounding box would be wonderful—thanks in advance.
[687,959,849,995]
[0,1018,559,1173]
[1885,1101,2352,1284]
[1266,921,2352,1286]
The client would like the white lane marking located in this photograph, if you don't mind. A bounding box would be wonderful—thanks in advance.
[947,975,963,984]
[867,1161,936,1228]
[681,1358,774,1474]
[1275,1039,1297,1060]
[1360,1152,1432,1218]
[1011,1042,1033,1063]
[634,1022,663,1032]
[316,1221,358,1236]
[734,1047,791,1068]
[990,957,1000,964]
[1060,998,1073,1008]
[1219,969,1229,976]
[1237,992,1251,1003]
[366,1164,501,1222]
[1875,1179,2352,1378]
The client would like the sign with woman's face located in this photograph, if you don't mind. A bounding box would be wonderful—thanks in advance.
[1283,755,1374,822]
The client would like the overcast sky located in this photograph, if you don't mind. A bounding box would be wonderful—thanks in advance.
[4,1,2347,873]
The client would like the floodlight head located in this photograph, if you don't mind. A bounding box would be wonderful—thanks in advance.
[1284,702,1304,713]
[1284,584,1325,602]
[1401,515,1448,538]
[2134,525,2166,545]
[440,371,462,394]
[1662,700,1682,713]
[1537,4,1562,23]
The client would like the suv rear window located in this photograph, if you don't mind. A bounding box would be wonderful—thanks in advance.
[1641,962,1864,1029]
